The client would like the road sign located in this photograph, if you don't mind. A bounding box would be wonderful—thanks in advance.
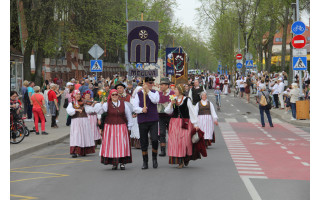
[293,48,307,57]
[236,59,243,64]
[292,35,306,49]
[245,53,253,60]
[236,54,242,60]
[291,21,306,35]
[90,60,103,72]
[88,44,104,59]
[136,63,143,70]
[293,57,307,70]
[245,60,253,68]
[236,63,242,69]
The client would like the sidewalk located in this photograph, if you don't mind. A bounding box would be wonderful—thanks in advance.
[233,89,310,127]
[10,101,70,160]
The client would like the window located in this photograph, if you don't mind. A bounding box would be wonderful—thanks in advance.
[275,38,282,42]
[307,37,310,41]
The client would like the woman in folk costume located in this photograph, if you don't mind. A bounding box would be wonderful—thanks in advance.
[83,90,102,147]
[164,84,200,169]
[66,90,95,158]
[129,85,142,149]
[195,91,219,147]
[222,76,229,95]
[95,89,133,170]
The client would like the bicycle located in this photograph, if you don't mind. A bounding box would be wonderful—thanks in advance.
[215,93,221,111]
[10,108,27,144]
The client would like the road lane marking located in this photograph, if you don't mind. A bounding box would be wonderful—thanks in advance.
[233,158,254,160]
[232,155,253,157]
[241,176,266,200]
[280,146,287,149]
[10,194,38,200]
[234,160,257,163]
[239,171,265,175]
[247,118,259,123]
[236,109,240,112]
[293,156,301,160]
[10,171,69,183]
[237,167,262,170]
[287,151,294,154]
[231,153,250,155]
[236,164,259,167]
[225,118,238,122]
[301,162,310,166]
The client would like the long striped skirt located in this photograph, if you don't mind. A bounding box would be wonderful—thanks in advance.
[88,114,101,144]
[100,123,132,165]
[70,117,95,156]
[168,118,193,164]
[198,115,215,146]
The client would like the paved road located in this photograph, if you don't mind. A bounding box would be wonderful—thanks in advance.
[10,90,309,200]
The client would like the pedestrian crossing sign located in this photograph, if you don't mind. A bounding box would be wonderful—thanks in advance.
[245,60,253,68]
[293,57,307,71]
[90,60,103,72]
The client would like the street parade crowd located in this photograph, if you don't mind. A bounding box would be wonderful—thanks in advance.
[10,69,310,170]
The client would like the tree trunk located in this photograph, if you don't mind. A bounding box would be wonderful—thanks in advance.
[266,21,276,72]
[281,5,290,71]
[23,39,32,81]
[288,42,293,85]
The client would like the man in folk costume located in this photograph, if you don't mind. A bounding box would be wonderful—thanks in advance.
[157,77,175,157]
[188,79,206,105]
[95,89,133,170]
[133,77,160,169]
[115,83,131,102]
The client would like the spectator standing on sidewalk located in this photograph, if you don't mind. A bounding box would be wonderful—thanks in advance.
[271,79,279,108]
[278,78,285,109]
[26,81,35,121]
[30,86,48,135]
[55,84,63,123]
[256,84,273,128]
[43,86,51,116]
[48,84,59,128]
[289,83,299,120]
[21,80,29,118]
[244,75,252,103]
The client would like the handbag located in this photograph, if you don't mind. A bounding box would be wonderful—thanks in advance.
[63,98,69,108]
[34,94,47,115]
[192,131,200,143]
[181,118,189,129]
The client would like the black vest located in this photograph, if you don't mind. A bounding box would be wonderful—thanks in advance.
[172,97,190,119]
[191,87,203,105]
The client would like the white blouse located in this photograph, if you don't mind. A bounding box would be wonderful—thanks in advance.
[164,97,198,127]
[132,90,160,114]
[195,100,218,121]
[94,100,133,130]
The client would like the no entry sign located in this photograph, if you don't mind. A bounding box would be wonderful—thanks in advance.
[292,35,306,49]
[236,54,242,60]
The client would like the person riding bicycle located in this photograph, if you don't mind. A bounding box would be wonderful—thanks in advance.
[10,91,21,116]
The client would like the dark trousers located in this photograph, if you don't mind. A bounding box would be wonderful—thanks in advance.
[291,103,296,119]
[27,104,33,119]
[139,121,159,152]
[259,105,273,126]
[159,116,171,144]
[66,115,71,126]
[51,114,57,127]
[273,94,279,108]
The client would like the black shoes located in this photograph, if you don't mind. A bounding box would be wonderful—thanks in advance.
[72,153,77,158]
[36,132,40,135]
[270,125,274,127]
[142,154,148,170]
[159,146,166,157]
[262,125,265,127]
[42,131,48,135]
[112,164,118,170]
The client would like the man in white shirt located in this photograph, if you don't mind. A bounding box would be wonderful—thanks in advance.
[272,80,279,108]
[277,78,285,109]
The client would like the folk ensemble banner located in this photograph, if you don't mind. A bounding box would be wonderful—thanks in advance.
[166,47,183,76]
[173,53,185,79]
[128,21,159,63]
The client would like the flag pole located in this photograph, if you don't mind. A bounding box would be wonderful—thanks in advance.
[141,12,147,109]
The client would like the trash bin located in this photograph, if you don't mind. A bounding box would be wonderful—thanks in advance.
[296,100,310,120]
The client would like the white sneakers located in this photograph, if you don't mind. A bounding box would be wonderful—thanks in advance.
[291,117,297,120]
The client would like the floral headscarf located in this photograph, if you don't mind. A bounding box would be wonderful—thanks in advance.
[71,90,81,106]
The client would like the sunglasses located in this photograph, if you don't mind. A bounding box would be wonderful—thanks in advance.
[111,94,118,96]
[148,81,154,84]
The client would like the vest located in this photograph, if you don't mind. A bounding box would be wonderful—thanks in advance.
[71,102,88,119]
[105,101,127,125]
[191,87,203,105]
[158,89,175,116]
[172,97,190,119]
[198,102,211,115]
[119,94,131,102]
[137,90,159,123]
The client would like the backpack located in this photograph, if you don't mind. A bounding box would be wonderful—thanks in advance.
[24,90,30,104]
[261,92,272,109]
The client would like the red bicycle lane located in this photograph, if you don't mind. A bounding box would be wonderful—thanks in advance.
[227,122,310,181]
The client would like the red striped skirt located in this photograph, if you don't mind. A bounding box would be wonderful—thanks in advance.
[168,118,193,163]
[100,123,132,161]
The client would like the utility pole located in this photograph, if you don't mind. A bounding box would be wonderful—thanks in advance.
[296,0,303,98]
[125,0,131,79]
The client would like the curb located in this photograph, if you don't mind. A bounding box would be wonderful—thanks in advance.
[230,88,309,127]
[10,134,70,161]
